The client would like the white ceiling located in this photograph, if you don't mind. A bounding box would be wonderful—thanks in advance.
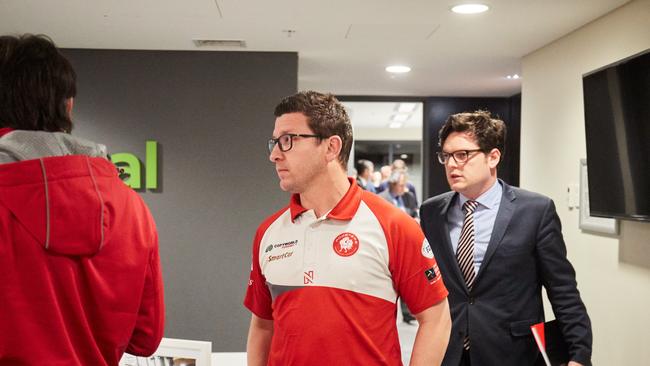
[0,0,630,97]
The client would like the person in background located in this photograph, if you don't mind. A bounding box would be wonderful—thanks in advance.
[375,164,392,193]
[419,110,592,366]
[355,158,376,192]
[378,159,418,203]
[379,170,419,220]
[392,158,418,203]
[0,34,164,366]
[245,90,451,366]
[372,170,383,191]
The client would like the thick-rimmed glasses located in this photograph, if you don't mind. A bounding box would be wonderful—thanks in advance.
[437,149,484,164]
[267,133,322,154]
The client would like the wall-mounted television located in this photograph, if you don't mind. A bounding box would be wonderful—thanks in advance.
[583,49,650,221]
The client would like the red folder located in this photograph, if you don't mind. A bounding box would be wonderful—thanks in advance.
[531,320,570,366]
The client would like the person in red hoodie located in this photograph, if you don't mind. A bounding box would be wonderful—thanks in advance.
[0,34,164,365]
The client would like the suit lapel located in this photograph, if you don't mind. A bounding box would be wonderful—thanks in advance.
[437,193,469,293]
[474,181,517,285]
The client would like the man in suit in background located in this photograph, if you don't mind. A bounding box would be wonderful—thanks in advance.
[379,170,419,220]
[355,158,376,192]
[420,110,592,366]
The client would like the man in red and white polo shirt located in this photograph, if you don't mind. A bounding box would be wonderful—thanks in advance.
[244,91,451,365]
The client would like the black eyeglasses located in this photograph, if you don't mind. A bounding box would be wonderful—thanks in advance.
[268,133,322,154]
[437,149,484,164]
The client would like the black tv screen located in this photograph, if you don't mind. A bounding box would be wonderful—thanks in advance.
[583,49,650,221]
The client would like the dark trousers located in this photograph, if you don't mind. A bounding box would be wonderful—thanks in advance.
[459,349,471,366]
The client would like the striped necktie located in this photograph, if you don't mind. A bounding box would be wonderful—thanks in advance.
[457,200,479,289]
[457,199,479,350]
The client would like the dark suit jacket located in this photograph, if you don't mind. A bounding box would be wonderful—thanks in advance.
[420,180,592,366]
[378,190,418,219]
[378,180,417,203]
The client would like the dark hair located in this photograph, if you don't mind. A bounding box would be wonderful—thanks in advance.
[0,34,77,133]
[355,159,373,176]
[438,110,506,154]
[274,91,352,169]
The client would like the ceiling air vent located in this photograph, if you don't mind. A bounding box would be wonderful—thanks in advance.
[193,39,246,48]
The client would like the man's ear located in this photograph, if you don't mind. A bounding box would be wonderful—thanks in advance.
[65,98,74,118]
[488,148,501,169]
[325,135,343,163]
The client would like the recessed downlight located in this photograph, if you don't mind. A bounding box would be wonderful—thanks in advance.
[386,65,411,74]
[451,4,489,14]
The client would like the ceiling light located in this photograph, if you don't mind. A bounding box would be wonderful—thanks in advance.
[193,39,247,48]
[512,74,520,79]
[400,154,408,159]
[386,65,411,74]
[389,122,403,129]
[391,114,410,122]
[397,103,418,113]
[451,4,489,14]
[506,74,521,79]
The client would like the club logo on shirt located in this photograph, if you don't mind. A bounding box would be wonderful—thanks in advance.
[424,264,441,284]
[421,239,434,259]
[333,232,360,257]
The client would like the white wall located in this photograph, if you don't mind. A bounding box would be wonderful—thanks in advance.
[521,0,650,364]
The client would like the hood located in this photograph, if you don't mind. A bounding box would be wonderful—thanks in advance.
[0,129,108,163]
[0,130,117,257]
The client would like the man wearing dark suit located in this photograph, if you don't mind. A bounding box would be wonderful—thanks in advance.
[355,158,377,192]
[379,170,419,219]
[420,110,592,366]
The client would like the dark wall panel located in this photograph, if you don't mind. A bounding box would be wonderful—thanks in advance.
[63,49,297,351]
[423,96,521,199]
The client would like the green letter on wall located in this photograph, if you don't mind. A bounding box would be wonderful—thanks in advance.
[110,140,158,190]
[146,140,158,189]
[111,153,142,189]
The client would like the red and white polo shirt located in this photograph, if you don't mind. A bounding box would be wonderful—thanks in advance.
[244,179,448,365]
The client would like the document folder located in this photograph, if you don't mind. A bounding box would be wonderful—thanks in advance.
[532,319,569,366]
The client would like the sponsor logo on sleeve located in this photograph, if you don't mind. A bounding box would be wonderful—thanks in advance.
[424,264,441,284]
[333,232,360,257]
[421,239,434,259]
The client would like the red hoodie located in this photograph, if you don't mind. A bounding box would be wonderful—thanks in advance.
[0,153,164,365]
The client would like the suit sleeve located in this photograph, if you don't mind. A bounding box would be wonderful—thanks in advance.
[126,230,165,356]
[536,199,592,365]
